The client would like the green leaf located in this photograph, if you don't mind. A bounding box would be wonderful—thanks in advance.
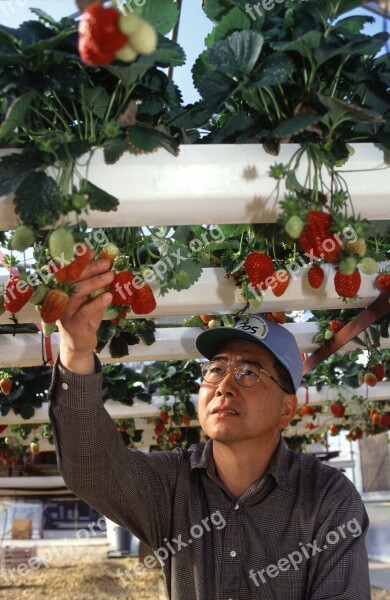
[207,30,264,77]
[202,0,231,21]
[152,36,186,67]
[219,224,249,237]
[205,6,251,48]
[103,139,129,165]
[0,152,41,196]
[272,114,322,138]
[271,31,322,58]
[29,8,61,29]
[83,87,110,120]
[250,54,295,88]
[169,259,203,292]
[127,125,167,153]
[192,51,211,93]
[141,0,179,34]
[318,95,384,125]
[197,71,237,104]
[109,336,130,360]
[14,171,61,227]
[335,15,375,35]
[20,404,35,420]
[81,179,119,212]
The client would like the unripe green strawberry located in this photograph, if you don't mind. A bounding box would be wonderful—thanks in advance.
[105,306,119,320]
[339,256,357,276]
[324,330,334,341]
[72,193,89,210]
[347,238,366,258]
[49,228,75,263]
[118,13,141,35]
[115,44,138,62]
[129,20,157,55]
[30,283,49,305]
[285,215,304,239]
[208,319,221,328]
[10,225,35,251]
[359,257,378,276]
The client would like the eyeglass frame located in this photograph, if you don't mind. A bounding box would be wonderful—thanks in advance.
[200,359,291,394]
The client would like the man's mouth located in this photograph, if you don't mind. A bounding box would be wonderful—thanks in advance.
[212,407,239,416]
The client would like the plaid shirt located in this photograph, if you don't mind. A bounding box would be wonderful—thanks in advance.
[48,357,371,600]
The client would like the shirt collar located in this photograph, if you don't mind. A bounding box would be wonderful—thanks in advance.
[189,437,291,491]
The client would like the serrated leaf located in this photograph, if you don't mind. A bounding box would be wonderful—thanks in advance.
[109,336,129,359]
[271,31,322,58]
[219,224,249,237]
[14,171,61,227]
[82,179,119,212]
[127,125,166,153]
[273,114,321,138]
[250,54,295,88]
[141,0,179,34]
[192,51,211,93]
[137,328,156,346]
[202,0,231,21]
[169,259,203,292]
[318,95,384,124]
[83,86,110,119]
[207,30,264,77]
[153,36,186,67]
[103,139,128,165]
[0,152,41,196]
[134,391,151,403]
[29,8,61,29]
[220,249,245,273]
[197,71,237,104]
[205,6,251,48]
[0,91,38,141]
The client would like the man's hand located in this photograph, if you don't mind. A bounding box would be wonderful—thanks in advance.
[57,256,114,374]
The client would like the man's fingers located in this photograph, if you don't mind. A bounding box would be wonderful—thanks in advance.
[72,269,114,301]
[72,258,112,283]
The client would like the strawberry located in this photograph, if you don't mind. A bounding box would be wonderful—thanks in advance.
[208,319,221,328]
[99,243,120,268]
[40,289,70,323]
[49,228,75,263]
[3,275,33,313]
[299,211,340,263]
[245,252,274,290]
[79,5,128,66]
[200,315,213,324]
[376,273,390,292]
[347,238,366,258]
[182,415,191,426]
[0,378,12,396]
[111,309,127,327]
[154,421,165,436]
[30,283,49,306]
[330,402,345,418]
[364,372,377,387]
[131,283,156,314]
[109,271,135,305]
[53,243,93,284]
[347,427,363,441]
[329,424,338,436]
[357,371,364,386]
[118,13,141,35]
[30,441,40,455]
[334,269,361,299]
[127,20,157,55]
[271,270,290,297]
[160,411,169,424]
[372,364,385,382]
[305,422,315,430]
[10,225,35,251]
[284,215,304,239]
[339,256,357,276]
[359,257,378,276]
[271,312,287,324]
[307,265,324,289]
[329,320,344,334]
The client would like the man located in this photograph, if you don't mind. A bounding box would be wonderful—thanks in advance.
[48,257,371,599]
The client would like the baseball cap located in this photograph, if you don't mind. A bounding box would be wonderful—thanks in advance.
[195,314,303,393]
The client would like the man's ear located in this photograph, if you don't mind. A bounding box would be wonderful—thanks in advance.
[278,394,298,429]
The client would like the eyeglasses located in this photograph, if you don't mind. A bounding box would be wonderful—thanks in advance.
[200,360,290,393]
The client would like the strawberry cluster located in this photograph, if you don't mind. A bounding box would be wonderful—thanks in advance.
[78,4,157,66]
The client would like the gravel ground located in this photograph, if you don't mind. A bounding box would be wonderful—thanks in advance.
[0,544,389,599]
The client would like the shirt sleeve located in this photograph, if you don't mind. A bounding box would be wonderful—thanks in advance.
[47,355,182,551]
[307,471,371,600]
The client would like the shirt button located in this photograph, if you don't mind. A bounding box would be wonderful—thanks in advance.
[230,550,236,557]
[234,503,239,509]
[62,383,68,390]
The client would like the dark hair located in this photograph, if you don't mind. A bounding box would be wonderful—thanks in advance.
[273,360,295,395]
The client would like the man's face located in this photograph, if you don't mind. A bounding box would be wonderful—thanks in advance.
[198,340,297,445]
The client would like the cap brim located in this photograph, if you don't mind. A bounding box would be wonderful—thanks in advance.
[196,327,272,361]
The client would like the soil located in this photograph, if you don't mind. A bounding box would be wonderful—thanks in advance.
[0,543,389,600]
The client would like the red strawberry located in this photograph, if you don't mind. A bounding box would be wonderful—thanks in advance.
[154,421,165,436]
[111,309,127,327]
[131,283,156,315]
[0,378,12,396]
[40,289,70,323]
[245,252,274,290]
[3,275,33,313]
[182,415,191,426]
[329,424,338,435]
[109,271,135,305]
[334,269,361,299]
[329,320,344,334]
[160,411,169,424]
[347,426,363,441]
[364,372,377,387]
[271,270,290,297]
[305,422,315,430]
[330,402,345,418]
[78,5,128,65]
[53,243,93,284]
[307,265,324,289]
[299,211,340,263]
[372,364,385,382]
[376,273,390,292]
[99,243,120,268]
[200,315,213,324]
